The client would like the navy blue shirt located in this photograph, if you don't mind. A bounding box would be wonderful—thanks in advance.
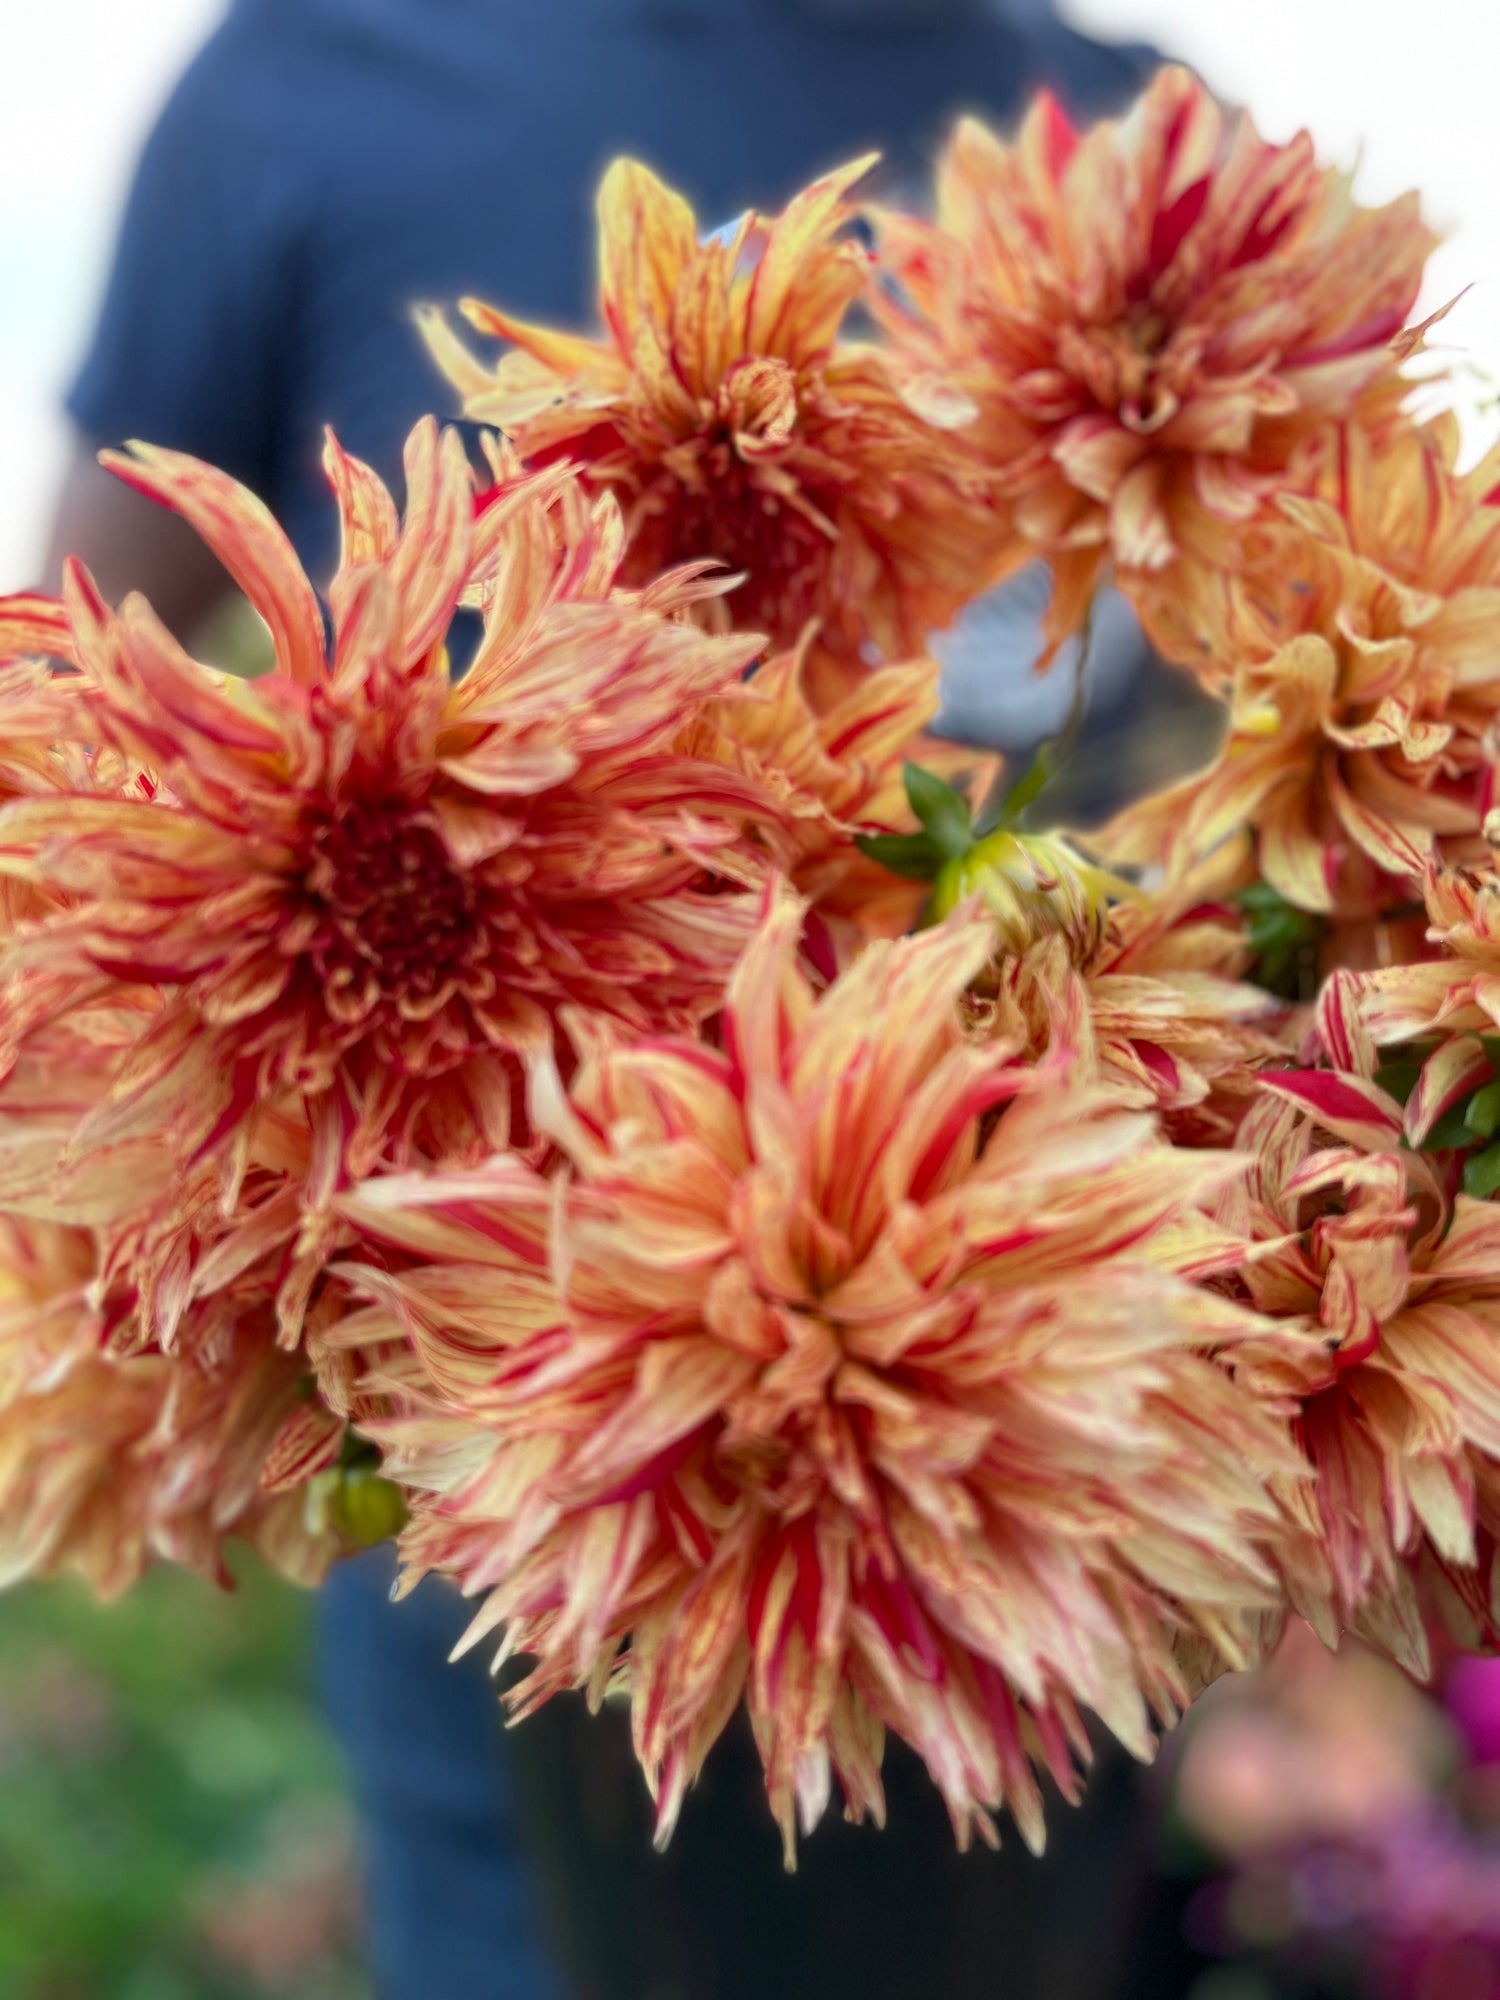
[69,0,1156,584]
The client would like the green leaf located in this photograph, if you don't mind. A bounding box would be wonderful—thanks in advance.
[1464,1139,1500,1199]
[1373,1060,1424,1107]
[1424,1095,1483,1152]
[1236,881,1287,914]
[901,764,972,859]
[854,830,945,881]
[1467,1077,1500,1141]
[1235,880,1327,1001]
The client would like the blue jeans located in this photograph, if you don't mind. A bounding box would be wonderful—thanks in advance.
[320,1553,1157,2000]
[317,1549,565,2000]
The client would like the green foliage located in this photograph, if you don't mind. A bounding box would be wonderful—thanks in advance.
[1466,1077,1500,1142]
[992,739,1059,831]
[1373,1058,1423,1106]
[0,1556,366,2000]
[1237,882,1327,1002]
[853,827,948,881]
[901,764,973,858]
[856,743,1063,885]
[1387,1043,1500,1203]
[857,763,974,881]
[1464,1141,1500,1199]
[1413,1050,1500,1165]
[1423,1095,1485,1152]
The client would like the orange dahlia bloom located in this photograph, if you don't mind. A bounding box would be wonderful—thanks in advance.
[1214,1052,1500,1675]
[421,158,989,675]
[0,956,329,1356]
[0,423,776,1260]
[337,891,1294,1857]
[1105,417,1500,916]
[0,1214,337,1594]
[875,67,1435,659]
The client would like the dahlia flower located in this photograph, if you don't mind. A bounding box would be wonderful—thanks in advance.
[336,890,1295,1858]
[1105,418,1500,916]
[978,844,1279,1142]
[0,597,99,948]
[1352,859,1500,1201]
[929,824,1122,960]
[0,1213,337,1594]
[1213,1055,1500,1675]
[875,67,1434,659]
[420,157,990,675]
[0,422,778,1276]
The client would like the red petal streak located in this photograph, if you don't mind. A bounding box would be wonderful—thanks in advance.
[1038,92,1079,182]
[1291,306,1408,369]
[1262,1070,1402,1144]
[1149,175,1210,283]
[863,1563,945,1683]
[1134,1041,1180,1091]
[589,1433,703,1508]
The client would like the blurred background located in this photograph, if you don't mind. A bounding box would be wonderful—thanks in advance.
[4,3,1500,1998]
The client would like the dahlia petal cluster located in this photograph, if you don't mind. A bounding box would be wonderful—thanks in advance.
[0,428,787,1279]
[0,1211,337,1595]
[421,155,995,684]
[12,67,1500,1872]
[335,891,1295,1857]
[1106,417,1500,925]
[974,841,1278,1143]
[873,64,1436,659]
[1,425,770,1187]
[1208,1069,1500,1675]
[0,412,950,1612]
[1362,862,1500,1065]
[688,634,999,941]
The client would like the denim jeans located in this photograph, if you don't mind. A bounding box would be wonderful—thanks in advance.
[317,1549,565,2000]
[318,1547,1163,2000]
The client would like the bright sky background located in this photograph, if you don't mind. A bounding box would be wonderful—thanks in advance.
[0,0,224,592]
[1,0,1497,591]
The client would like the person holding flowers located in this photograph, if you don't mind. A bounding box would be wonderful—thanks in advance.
[19,28,1500,2000]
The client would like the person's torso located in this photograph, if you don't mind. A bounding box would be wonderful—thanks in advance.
[218,0,1156,576]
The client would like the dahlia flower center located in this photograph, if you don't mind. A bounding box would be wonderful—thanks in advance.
[637,435,831,644]
[1062,311,1191,433]
[1124,306,1169,359]
[724,355,797,440]
[304,799,482,1014]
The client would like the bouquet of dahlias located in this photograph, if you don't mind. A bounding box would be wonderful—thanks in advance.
[8,64,1500,1866]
